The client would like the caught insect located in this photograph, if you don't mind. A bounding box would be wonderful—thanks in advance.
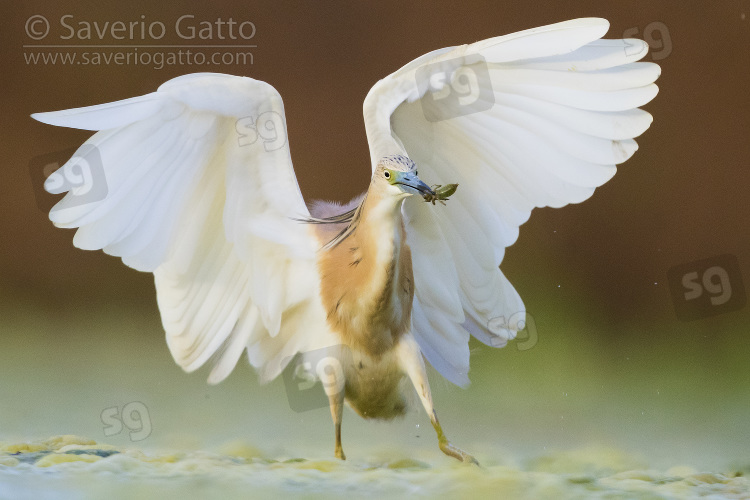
[422,183,458,205]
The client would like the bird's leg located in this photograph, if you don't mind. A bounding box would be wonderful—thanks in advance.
[326,376,346,460]
[396,334,479,465]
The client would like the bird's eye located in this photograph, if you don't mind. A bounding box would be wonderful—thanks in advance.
[384,171,390,179]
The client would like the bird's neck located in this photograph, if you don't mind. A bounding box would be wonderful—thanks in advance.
[358,191,405,267]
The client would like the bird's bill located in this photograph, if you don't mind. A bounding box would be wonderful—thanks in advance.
[389,170,435,197]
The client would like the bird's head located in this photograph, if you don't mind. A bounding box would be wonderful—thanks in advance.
[373,155,435,200]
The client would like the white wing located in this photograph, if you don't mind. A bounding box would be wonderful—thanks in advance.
[33,73,332,384]
[363,18,660,385]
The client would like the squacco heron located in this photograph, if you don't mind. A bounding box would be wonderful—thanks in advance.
[32,18,659,463]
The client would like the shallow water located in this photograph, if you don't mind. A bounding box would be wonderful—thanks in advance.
[1,292,749,499]
[1,435,749,499]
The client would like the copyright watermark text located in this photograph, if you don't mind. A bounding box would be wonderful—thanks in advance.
[24,14,257,70]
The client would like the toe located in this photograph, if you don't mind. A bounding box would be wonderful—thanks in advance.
[439,440,479,465]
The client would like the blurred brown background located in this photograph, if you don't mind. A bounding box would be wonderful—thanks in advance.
[3,1,748,326]
[1,0,749,467]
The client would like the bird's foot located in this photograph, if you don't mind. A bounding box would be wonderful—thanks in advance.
[335,445,346,461]
[439,437,479,465]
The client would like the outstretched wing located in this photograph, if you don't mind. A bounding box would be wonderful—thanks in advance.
[363,18,660,385]
[33,73,331,384]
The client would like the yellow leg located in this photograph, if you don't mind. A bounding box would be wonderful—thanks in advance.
[396,333,479,465]
[326,377,346,460]
[330,393,346,460]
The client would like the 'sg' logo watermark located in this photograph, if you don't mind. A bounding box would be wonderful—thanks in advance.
[416,55,494,122]
[28,145,108,214]
[488,312,538,351]
[101,401,152,442]
[623,22,672,61]
[235,112,287,152]
[282,345,349,413]
[667,254,746,321]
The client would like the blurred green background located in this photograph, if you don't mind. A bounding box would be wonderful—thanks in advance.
[1,0,749,472]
